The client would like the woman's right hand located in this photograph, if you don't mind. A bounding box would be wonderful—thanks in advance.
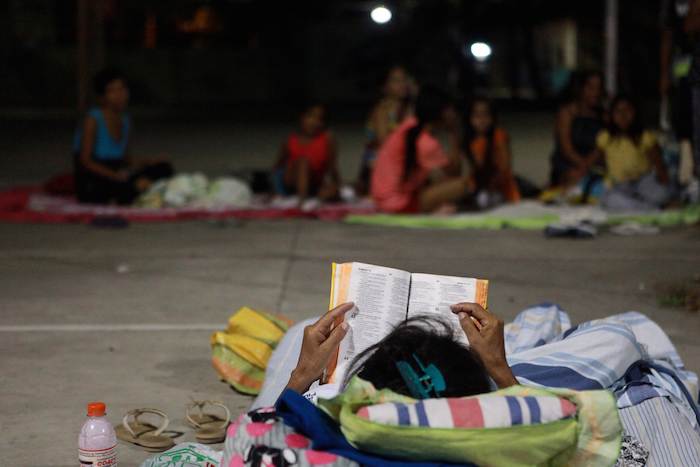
[286,302,353,393]
[450,303,518,388]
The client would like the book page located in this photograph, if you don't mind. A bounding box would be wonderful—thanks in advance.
[407,273,489,345]
[326,262,411,382]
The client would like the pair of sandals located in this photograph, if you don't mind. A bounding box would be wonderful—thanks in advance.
[115,400,231,452]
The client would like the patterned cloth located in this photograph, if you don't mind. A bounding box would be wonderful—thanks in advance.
[504,304,699,430]
[357,395,576,428]
[223,407,358,467]
[139,442,222,467]
[222,399,460,467]
[619,396,700,467]
[614,435,649,467]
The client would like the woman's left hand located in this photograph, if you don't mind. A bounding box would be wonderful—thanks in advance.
[286,302,353,393]
[451,303,518,388]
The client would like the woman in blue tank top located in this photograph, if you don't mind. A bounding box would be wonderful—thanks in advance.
[73,69,173,204]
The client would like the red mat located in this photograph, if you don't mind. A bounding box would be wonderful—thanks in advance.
[0,186,375,224]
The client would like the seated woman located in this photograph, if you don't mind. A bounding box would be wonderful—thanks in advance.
[462,98,521,209]
[73,69,173,205]
[598,95,674,211]
[272,103,341,205]
[549,71,606,189]
[371,86,471,213]
[355,66,415,196]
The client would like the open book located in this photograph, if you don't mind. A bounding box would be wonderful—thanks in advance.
[325,262,488,383]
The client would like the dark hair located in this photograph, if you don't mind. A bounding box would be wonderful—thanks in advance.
[608,94,644,144]
[298,101,326,120]
[559,70,604,108]
[403,86,451,181]
[575,70,603,99]
[381,64,408,87]
[298,101,325,115]
[93,68,127,96]
[463,97,498,192]
[344,316,491,398]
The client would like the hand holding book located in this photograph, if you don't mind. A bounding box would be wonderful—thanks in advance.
[451,303,518,388]
[286,302,353,393]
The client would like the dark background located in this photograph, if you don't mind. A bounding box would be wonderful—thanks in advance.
[1,0,662,118]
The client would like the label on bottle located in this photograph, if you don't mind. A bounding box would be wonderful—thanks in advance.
[79,445,117,467]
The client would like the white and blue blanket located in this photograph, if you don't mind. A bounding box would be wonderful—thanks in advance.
[505,304,700,430]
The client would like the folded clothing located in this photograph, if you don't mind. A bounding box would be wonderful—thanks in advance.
[211,307,293,395]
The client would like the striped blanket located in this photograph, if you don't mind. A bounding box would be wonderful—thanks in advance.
[504,304,700,430]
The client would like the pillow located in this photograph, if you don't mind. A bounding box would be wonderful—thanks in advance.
[319,377,622,467]
[357,395,577,429]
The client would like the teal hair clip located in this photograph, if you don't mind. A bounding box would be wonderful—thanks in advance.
[395,353,446,399]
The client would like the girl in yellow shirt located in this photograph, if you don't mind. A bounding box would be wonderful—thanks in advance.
[597,96,673,210]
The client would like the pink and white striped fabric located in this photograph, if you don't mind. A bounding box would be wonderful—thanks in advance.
[356,395,576,429]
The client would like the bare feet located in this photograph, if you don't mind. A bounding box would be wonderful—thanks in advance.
[135,177,152,192]
[433,203,457,216]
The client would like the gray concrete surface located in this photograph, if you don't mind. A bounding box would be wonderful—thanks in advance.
[1,221,699,466]
[1,116,699,466]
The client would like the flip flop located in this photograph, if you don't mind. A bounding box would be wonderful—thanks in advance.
[185,400,231,444]
[115,408,176,452]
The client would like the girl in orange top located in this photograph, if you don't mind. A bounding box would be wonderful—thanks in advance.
[273,103,340,203]
[462,98,520,208]
[371,86,469,213]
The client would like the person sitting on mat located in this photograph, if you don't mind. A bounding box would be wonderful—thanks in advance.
[371,86,470,213]
[549,70,606,188]
[355,65,415,196]
[272,103,341,206]
[462,97,521,209]
[598,95,673,211]
[73,68,173,205]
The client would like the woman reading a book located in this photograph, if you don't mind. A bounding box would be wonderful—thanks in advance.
[236,300,700,466]
[280,301,517,401]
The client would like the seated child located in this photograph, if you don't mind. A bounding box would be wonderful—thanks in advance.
[462,98,520,209]
[597,95,673,210]
[355,66,414,195]
[273,103,340,204]
[371,86,470,213]
[73,69,173,205]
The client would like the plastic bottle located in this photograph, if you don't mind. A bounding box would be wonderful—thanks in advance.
[78,402,117,467]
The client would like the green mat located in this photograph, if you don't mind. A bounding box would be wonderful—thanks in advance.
[345,204,700,230]
[607,204,700,227]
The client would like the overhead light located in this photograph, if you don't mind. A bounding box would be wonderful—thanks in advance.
[470,42,492,61]
[371,6,392,24]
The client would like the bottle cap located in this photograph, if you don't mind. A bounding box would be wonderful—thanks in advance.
[87,402,106,417]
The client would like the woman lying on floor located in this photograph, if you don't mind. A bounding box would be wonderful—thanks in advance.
[218,302,700,467]
[73,69,174,205]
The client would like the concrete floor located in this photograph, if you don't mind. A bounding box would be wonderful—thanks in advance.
[2,221,699,466]
[1,116,699,465]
